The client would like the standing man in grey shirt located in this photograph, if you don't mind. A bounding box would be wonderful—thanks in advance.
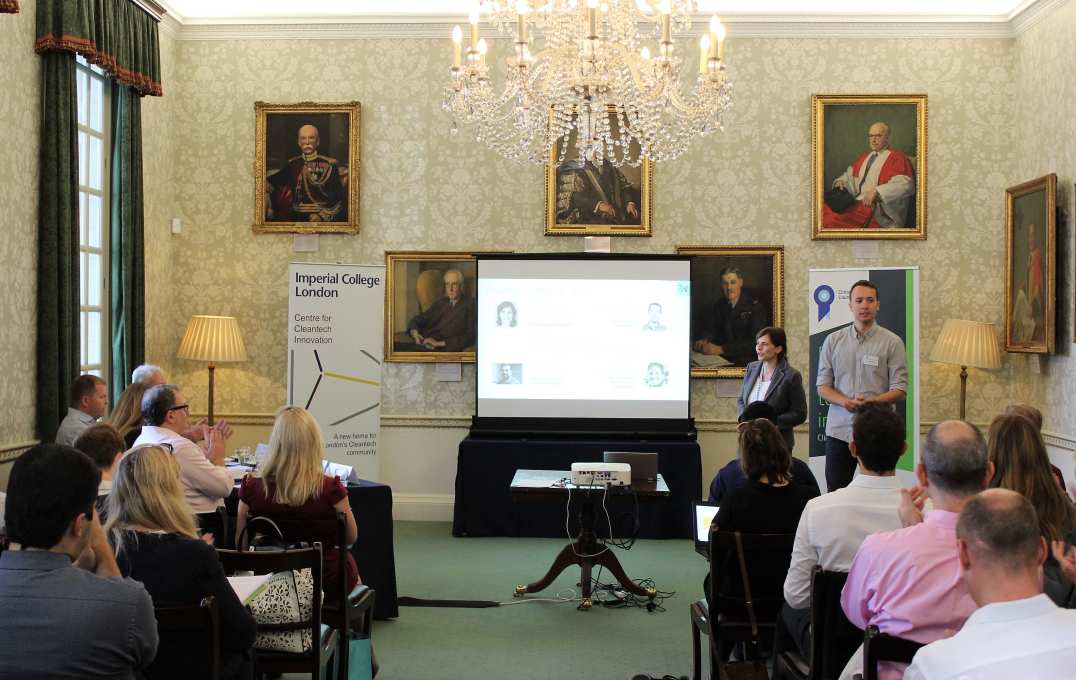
[0,444,158,679]
[817,280,908,491]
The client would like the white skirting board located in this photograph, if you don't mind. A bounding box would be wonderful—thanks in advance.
[392,493,455,522]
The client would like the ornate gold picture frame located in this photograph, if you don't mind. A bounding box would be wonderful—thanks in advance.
[253,101,361,234]
[545,107,652,236]
[1005,173,1056,354]
[675,245,785,379]
[385,251,484,364]
[811,94,927,240]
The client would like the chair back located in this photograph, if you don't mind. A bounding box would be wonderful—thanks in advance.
[149,596,221,680]
[709,528,797,627]
[217,546,325,676]
[807,568,861,680]
[861,625,924,680]
[249,513,349,607]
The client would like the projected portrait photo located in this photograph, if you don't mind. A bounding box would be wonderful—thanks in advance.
[545,108,652,236]
[494,363,522,384]
[676,245,785,379]
[645,362,668,387]
[496,301,518,328]
[642,302,667,331]
[385,251,485,363]
[253,101,361,234]
[1005,173,1057,354]
[811,94,926,240]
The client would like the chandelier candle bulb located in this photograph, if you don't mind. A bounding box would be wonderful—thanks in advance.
[517,0,529,43]
[478,38,488,66]
[587,0,598,38]
[641,46,651,60]
[452,25,462,68]
[698,35,709,74]
[715,18,726,61]
[469,7,480,51]
[660,6,671,45]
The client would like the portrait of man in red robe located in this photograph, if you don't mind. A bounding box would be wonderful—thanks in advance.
[822,121,916,230]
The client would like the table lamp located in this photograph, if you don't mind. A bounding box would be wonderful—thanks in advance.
[928,319,1001,420]
[176,315,247,424]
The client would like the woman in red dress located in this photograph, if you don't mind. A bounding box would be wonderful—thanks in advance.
[237,406,360,596]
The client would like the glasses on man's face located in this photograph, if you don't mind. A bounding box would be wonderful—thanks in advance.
[168,403,190,414]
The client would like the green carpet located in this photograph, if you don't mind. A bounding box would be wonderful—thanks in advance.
[370,521,708,680]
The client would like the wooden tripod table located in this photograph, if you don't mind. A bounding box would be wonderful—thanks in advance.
[509,469,670,610]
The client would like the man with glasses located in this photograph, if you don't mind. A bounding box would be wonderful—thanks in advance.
[133,385,233,543]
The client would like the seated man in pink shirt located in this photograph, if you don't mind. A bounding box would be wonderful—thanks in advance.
[839,420,994,680]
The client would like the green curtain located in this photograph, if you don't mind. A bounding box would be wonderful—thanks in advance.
[36,52,81,440]
[36,0,162,97]
[109,82,145,402]
[0,1,19,14]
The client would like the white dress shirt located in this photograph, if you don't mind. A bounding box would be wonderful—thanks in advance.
[783,473,903,609]
[904,594,1076,680]
[133,425,233,513]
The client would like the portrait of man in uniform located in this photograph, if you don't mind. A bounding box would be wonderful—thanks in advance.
[254,101,361,234]
[677,246,785,378]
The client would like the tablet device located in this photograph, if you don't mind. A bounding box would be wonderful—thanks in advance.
[693,501,719,557]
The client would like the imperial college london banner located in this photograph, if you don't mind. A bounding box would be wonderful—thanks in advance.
[808,268,920,484]
[288,262,384,480]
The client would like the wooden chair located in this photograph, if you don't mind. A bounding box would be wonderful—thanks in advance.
[859,625,924,680]
[690,529,796,680]
[217,546,337,679]
[773,568,862,680]
[243,513,376,680]
[148,596,221,680]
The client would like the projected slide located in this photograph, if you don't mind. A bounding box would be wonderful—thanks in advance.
[476,258,690,420]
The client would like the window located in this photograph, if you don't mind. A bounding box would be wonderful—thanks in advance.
[76,55,111,378]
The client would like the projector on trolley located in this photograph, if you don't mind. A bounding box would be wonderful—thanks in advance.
[570,462,632,487]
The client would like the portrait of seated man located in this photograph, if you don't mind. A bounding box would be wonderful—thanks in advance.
[693,266,769,366]
[822,121,915,229]
[396,269,476,352]
[555,158,640,225]
[266,123,349,223]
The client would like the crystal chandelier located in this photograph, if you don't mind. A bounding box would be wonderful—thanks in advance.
[443,1,732,167]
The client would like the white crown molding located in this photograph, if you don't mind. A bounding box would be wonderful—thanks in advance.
[168,0,1062,41]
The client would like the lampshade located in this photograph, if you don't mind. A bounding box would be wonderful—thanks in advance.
[176,315,247,363]
[929,319,1001,370]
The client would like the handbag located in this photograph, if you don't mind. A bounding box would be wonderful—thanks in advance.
[719,532,769,680]
[239,516,320,654]
[347,632,374,680]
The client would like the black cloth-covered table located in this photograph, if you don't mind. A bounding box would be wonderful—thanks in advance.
[226,479,398,620]
[453,437,701,538]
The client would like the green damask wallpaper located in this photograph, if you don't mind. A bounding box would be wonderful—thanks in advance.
[0,3,40,448]
[132,4,1074,435]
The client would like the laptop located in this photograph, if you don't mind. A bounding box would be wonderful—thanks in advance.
[602,451,658,482]
[693,501,720,558]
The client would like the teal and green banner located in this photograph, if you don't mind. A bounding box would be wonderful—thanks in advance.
[808,268,920,473]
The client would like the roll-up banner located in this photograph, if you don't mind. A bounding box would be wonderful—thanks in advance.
[808,267,920,486]
[288,262,384,481]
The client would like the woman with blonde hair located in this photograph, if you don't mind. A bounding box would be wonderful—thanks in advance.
[237,406,360,597]
[107,445,255,680]
[107,381,149,448]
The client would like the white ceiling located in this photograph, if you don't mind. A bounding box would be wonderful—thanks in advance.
[160,0,1037,22]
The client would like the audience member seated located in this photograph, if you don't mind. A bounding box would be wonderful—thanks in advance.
[106,445,256,680]
[74,423,125,518]
[708,401,820,503]
[0,444,157,678]
[132,363,167,387]
[1004,403,1065,489]
[776,403,906,660]
[987,412,1076,604]
[55,374,109,446]
[706,418,818,635]
[905,489,1076,679]
[134,384,233,540]
[237,406,360,598]
[108,381,150,449]
[839,420,991,680]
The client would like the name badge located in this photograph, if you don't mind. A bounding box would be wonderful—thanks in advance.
[862,355,880,367]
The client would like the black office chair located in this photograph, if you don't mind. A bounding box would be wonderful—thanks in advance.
[148,596,221,680]
[773,568,861,680]
[858,625,924,680]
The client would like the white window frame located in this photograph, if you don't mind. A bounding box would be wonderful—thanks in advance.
[76,55,112,379]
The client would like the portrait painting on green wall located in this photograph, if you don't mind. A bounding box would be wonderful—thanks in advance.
[812,94,927,240]
[253,101,361,235]
[1005,173,1057,354]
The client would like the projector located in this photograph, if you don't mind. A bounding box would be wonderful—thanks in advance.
[570,462,632,487]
